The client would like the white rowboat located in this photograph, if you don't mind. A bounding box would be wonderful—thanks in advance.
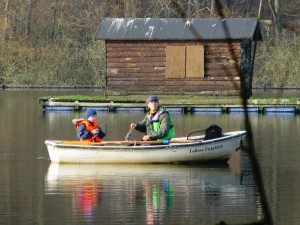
[45,131,246,164]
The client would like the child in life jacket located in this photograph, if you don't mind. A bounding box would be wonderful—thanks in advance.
[76,108,106,142]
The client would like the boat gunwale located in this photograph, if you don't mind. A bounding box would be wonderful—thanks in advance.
[45,131,246,150]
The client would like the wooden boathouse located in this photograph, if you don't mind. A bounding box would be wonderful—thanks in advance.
[95,18,262,98]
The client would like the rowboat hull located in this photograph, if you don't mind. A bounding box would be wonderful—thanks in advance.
[45,131,246,164]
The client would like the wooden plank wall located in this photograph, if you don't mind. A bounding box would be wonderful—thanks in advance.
[106,40,242,91]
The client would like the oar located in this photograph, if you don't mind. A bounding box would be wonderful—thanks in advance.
[61,139,198,146]
[125,127,134,141]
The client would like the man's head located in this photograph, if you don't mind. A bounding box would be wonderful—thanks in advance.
[146,96,159,112]
[146,95,159,104]
[85,108,97,121]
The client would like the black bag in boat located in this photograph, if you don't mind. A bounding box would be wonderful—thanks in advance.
[204,124,223,140]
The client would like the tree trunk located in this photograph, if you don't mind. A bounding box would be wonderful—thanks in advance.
[210,0,216,17]
[267,0,280,36]
[27,0,38,39]
[170,0,185,18]
[187,0,191,17]
[125,0,131,17]
[27,1,32,37]
[274,0,281,23]
[50,0,58,44]
[57,0,65,46]
[125,0,137,17]
[2,0,10,45]
[193,0,201,17]
[215,0,226,18]
[258,0,263,18]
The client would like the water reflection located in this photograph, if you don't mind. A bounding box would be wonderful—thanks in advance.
[263,112,296,118]
[45,151,261,224]
[75,180,101,222]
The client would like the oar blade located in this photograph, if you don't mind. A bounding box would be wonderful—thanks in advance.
[125,133,132,141]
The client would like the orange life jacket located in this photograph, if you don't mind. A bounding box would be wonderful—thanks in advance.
[76,120,102,142]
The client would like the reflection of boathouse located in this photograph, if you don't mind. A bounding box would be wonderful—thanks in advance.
[95,18,262,98]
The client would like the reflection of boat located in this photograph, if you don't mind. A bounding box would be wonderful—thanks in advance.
[45,158,261,225]
[45,131,246,164]
[45,162,240,193]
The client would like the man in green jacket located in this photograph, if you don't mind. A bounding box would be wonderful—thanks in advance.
[130,95,175,141]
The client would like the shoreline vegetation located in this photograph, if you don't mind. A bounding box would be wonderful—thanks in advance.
[1,32,299,90]
[2,85,300,104]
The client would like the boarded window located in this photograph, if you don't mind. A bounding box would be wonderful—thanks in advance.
[166,44,204,78]
[186,44,204,78]
[166,46,185,78]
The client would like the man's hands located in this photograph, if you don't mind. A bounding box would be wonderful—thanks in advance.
[142,135,151,141]
[130,123,151,141]
[130,123,137,129]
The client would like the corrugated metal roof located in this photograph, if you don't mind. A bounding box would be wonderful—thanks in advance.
[95,18,262,41]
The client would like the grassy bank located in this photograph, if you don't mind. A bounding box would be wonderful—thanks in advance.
[40,94,300,105]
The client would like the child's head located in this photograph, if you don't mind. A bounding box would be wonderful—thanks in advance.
[85,108,97,121]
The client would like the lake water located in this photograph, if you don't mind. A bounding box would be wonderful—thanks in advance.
[0,89,299,225]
